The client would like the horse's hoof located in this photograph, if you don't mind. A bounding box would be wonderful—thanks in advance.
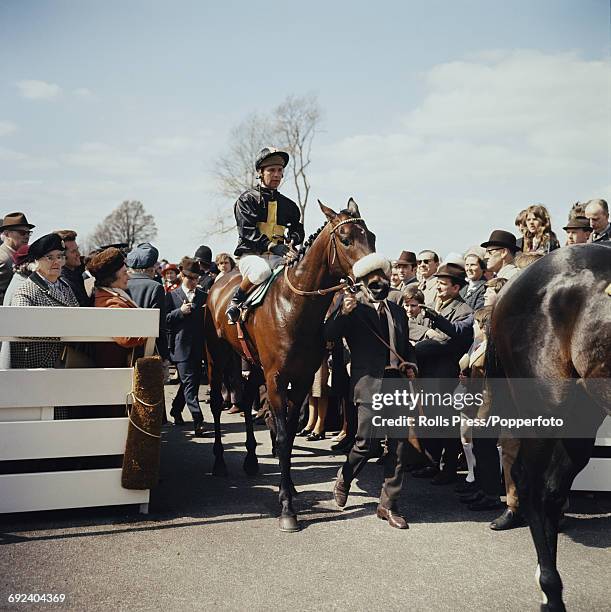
[243,456,259,477]
[212,462,228,477]
[279,515,300,532]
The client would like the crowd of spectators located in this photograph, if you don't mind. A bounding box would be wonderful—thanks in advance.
[0,197,608,526]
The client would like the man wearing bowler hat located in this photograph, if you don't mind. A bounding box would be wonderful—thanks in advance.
[0,212,35,305]
[194,245,215,294]
[394,250,418,290]
[563,216,593,246]
[481,230,520,280]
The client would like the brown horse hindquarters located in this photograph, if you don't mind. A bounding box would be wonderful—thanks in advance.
[490,244,611,611]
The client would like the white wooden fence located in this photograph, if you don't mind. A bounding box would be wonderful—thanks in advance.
[572,416,611,492]
[0,306,159,514]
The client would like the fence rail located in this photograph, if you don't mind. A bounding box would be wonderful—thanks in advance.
[0,306,160,515]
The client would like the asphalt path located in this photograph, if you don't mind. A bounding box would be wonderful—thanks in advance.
[1,385,610,612]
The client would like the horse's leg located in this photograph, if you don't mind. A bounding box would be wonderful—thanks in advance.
[241,364,259,476]
[208,344,231,477]
[518,438,568,612]
[267,372,299,532]
[286,389,311,497]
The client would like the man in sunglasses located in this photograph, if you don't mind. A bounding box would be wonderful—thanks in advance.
[416,250,439,307]
[0,212,35,305]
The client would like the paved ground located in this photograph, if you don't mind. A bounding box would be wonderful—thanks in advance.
[1,386,610,612]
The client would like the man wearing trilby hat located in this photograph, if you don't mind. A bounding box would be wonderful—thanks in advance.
[0,212,35,305]
[563,215,592,246]
[226,147,305,324]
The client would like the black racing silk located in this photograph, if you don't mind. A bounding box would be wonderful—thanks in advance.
[233,186,305,257]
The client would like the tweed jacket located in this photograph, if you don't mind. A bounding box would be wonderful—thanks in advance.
[92,287,147,368]
[9,273,79,369]
[415,295,473,380]
[324,296,417,404]
[0,241,15,305]
[418,276,438,307]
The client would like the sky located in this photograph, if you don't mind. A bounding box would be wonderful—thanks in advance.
[1,0,609,262]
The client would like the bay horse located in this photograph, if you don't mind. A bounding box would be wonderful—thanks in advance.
[204,199,375,531]
[487,243,610,611]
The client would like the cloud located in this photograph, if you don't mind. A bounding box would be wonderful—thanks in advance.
[73,87,93,98]
[0,146,27,162]
[16,80,63,100]
[63,142,152,177]
[0,121,17,137]
[310,49,610,256]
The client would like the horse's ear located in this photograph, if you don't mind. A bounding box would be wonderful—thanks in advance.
[318,200,337,222]
[347,198,360,217]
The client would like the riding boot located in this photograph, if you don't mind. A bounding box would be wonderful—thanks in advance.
[226,288,247,324]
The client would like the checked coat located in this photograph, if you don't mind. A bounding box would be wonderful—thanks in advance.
[9,273,79,369]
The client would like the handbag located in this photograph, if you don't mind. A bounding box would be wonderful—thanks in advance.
[60,344,96,369]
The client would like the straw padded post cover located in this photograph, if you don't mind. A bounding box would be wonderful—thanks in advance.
[121,356,164,489]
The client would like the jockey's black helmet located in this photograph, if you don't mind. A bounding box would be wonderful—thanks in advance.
[255,147,290,171]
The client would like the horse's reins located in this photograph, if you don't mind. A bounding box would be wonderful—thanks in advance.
[284,217,365,297]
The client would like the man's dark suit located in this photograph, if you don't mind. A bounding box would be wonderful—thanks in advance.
[324,296,417,510]
[166,285,206,418]
[415,295,473,475]
[128,273,169,361]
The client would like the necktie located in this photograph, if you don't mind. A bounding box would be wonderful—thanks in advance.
[378,304,391,367]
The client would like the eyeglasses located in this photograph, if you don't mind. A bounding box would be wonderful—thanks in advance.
[11,229,33,236]
[417,258,433,264]
[40,254,66,262]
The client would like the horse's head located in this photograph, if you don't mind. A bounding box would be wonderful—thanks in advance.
[318,197,376,281]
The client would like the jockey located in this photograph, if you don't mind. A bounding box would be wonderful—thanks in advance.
[226,146,305,323]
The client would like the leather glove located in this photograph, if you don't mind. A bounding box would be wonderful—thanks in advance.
[270,243,290,257]
[288,231,301,246]
[422,305,440,325]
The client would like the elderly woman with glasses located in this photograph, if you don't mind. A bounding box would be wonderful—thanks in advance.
[8,233,80,372]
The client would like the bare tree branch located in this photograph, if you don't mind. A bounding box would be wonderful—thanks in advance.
[273,94,321,222]
[88,200,157,250]
[207,95,322,237]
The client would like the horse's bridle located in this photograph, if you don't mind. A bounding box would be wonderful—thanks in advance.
[284,216,366,297]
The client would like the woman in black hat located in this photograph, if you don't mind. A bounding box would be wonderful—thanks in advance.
[8,234,79,386]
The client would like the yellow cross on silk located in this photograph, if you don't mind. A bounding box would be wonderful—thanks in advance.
[257,200,286,247]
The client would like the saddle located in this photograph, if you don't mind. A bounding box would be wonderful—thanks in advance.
[240,264,285,322]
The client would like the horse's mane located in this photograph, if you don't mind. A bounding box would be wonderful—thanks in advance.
[293,209,363,266]
[293,224,326,265]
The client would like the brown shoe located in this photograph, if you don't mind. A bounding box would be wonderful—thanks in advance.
[333,468,350,508]
[376,505,409,529]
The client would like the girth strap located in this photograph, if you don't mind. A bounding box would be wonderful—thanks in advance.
[236,321,260,366]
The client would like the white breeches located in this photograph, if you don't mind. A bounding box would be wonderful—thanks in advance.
[238,254,284,285]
